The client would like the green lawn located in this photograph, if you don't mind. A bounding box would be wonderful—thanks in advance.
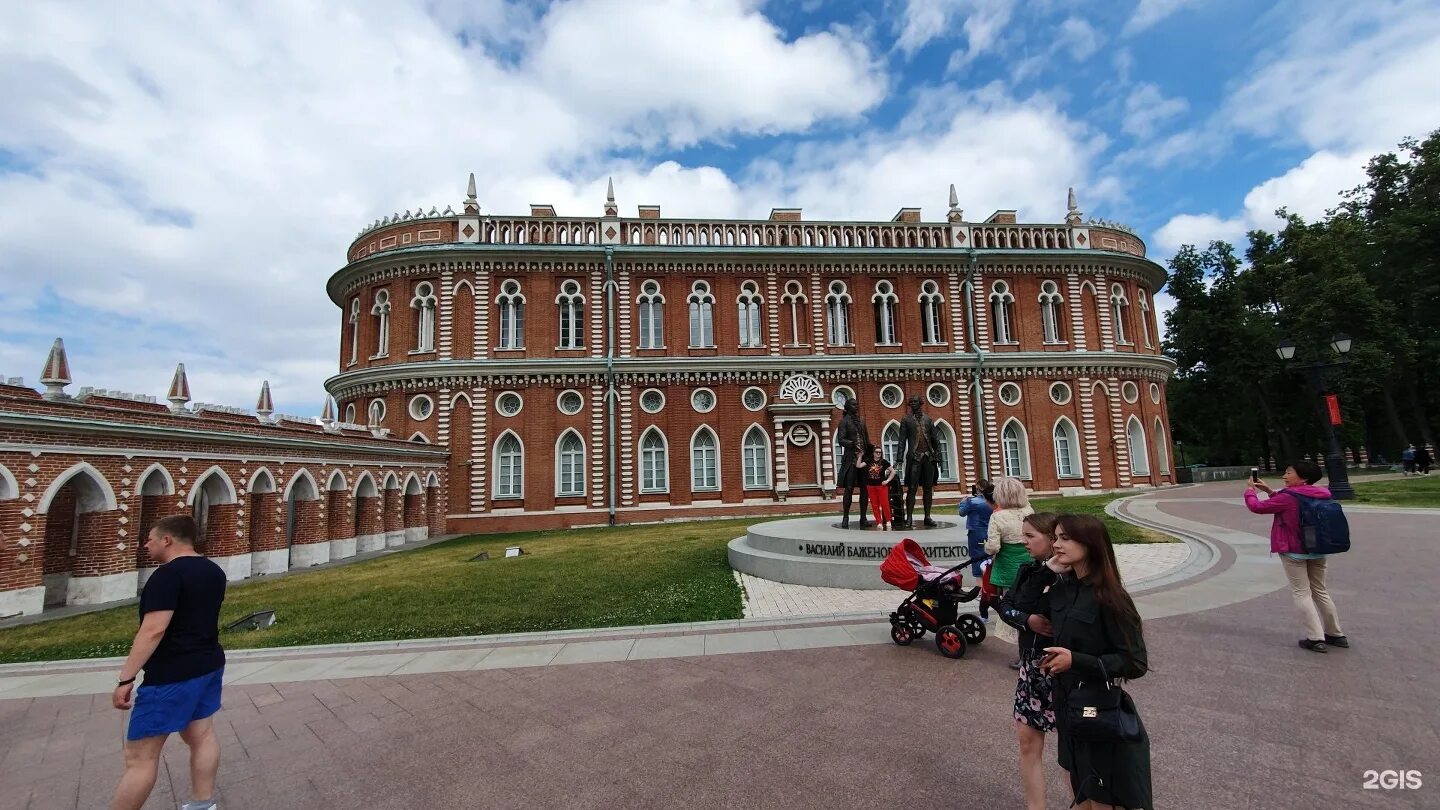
[1353,474,1440,507]
[0,491,1171,664]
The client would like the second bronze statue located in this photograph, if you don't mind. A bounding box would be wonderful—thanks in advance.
[899,395,942,528]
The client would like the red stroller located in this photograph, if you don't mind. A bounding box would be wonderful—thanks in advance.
[880,538,988,659]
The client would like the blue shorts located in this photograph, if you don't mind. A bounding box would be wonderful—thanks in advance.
[127,667,224,741]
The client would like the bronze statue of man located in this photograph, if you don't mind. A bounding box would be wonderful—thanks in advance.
[835,397,870,529]
[899,394,941,528]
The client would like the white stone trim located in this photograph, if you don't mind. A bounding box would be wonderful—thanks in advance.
[251,547,290,575]
[209,552,252,582]
[0,586,45,618]
[330,536,358,560]
[355,533,386,554]
[385,530,406,548]
[289,543,330,569]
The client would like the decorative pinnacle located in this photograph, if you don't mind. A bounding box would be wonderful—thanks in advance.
[464,172,479,215]
[321,395,335,422]
[604,176,618,217]
[39,338,72,400]
[947,184,963,223]
[255,380,274,417]
[167,363,191,412]
[1066,187,1082,226]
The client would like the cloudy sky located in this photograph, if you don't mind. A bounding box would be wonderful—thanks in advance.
[2,0,1438,415]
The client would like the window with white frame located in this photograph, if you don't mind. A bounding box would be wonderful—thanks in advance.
[882,422,902,468]
[557,390,584,415]
[872,280,899,345]
[826,281,852,345]
[688,281,715,347]
[637,280,665,349]
[990,281,1016,343]
[640,388,665,413]
[556,280,585,349]
[556,431,585,496]
[1002,419,1031,478]
[831,385,855,409]
[880,384,903,409]
[742,387,767,411]
[348,298,360,364]
[926,383,950,408]
[1127,416,1150,475]
[494,433,523,498]
[497,280,525,349]
[691,428,719,491]
[344,403,356,424]
[640,429,668,492]
[742,426,769,489]
[1054,419,1082,478]
[1039,281,1065,343]
[371,289,391,356]
[411,282,437,352]
[936,421,956,481]
[919,280,944,344]
[782,281,807,345]
[1111,283,1131,344]
[408,395,434,421]
[1139,291,1153,347]
[737,280,764,348]
[1154,418,1170,474]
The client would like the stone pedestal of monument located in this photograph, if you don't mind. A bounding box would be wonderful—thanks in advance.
[728,517,965,589]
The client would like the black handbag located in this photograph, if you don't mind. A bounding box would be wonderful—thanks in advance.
[1061,660,1143,742]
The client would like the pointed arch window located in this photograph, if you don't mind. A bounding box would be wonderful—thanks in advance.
[990,281,1016,344]
[557,431,585,496]
[737,281,764,348]
[411,282,437,352]
[640,429,669,493]
[1039,280,1066,344]
[371,289,391,357]
[826,280,852,345]
[495,433,523,498]
[688,281,715,348]
[742,426,769,489]
[556,279,585,349]
[1154,418,1170,474]
[348,298,361,365]
[497,280,525,350]
[1139,291,1153,347]
[1054,418,1082,479]
[936,421,957,481]
[1002,419,1031,478]
[1127,416,1150,475]
[1111,283,1131,345]
[691,428,719,492]
[872,280,899,345]
[637,280,665,349]
[882,422,902,469]
[782,281,807,345]
[919,280,945,345]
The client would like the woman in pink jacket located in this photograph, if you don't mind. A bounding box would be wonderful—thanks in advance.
[1243,460,1348,653]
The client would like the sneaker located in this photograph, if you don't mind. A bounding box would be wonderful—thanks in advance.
[1324,634,1349,648]
[1299,639,1329,653]
[180,801,218,810]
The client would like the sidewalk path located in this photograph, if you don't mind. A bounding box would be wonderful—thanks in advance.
[2,480,1436,808]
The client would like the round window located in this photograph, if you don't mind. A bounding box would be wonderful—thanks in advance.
[831,386,855,409]
[558,390,584,415]
[640,389,665,414]
[742,387,767,411]
[880,385,904,408]
[1149,383,1161,405]
[1049,382,1072,406]
[926,383,950,408]
[1122,381,1139,404]
[496,392,523,417]
[692,388,716,413]
[998,383,1022,406]
[408,395,434,421]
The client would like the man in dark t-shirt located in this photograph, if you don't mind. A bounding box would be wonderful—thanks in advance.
[112,514,226,810]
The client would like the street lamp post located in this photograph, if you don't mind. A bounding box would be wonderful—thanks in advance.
[1275,333,1355,500]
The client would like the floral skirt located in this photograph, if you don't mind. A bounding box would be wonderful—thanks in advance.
[1012,646,1056,732]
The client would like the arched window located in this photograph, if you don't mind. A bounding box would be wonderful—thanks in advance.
[826,280,852,345]
[990,281,1015,344]
[872,280,899,345]
[1111,283,1131,344]
[344,403,356,424]
[688,281,715,347]
[497,280,525,349]
[371,289,391,357]
[494,432,523,498]
[1139,291,1153,347]
[348,297,360,365]
[919,280,944,344]
[691,428,719,492]
[556,431,585,496]
[737,280,764,348]
[1127,416,1150,475]
[882,421,902,468]
[640,429,669,493]
[556,279,585,349]
[1002,419,1031,478]
[637,280,665,349]
[742,425,769,489]
[411,282,437,352]
[1153,418,1170,474]
[782,281,807,345]
[1053,418,1082,479]
[1038,280,1066,344]
[935,421,957,481]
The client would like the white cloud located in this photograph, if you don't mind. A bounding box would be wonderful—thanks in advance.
[1122,82,1188,139]
[1055,18,1102,62]
[896,0,1015,68]
[1123,0,1204,35]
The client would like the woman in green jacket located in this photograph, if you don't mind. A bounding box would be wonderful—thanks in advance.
[1040,514,1152,810]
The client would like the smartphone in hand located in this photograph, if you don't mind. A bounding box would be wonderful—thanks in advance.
[1249,467,1260,483]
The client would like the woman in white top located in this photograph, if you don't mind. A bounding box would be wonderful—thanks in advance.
[984,476,1035,668]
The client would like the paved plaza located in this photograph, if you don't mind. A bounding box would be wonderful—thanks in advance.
[1,481,1436,808]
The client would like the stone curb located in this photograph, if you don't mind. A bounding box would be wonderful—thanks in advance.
[1104,491,1223,593]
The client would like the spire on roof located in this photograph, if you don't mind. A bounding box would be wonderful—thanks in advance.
[1066,187,1082,226]
[39,338,72,400]
[167,363,191,412]
[604,176,618,217]
[256,380,274,418]
[321,395,335,423]
[464,172,479,215]
[947,184,963,223]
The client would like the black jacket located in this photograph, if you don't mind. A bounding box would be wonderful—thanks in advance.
[997,558,1057,654]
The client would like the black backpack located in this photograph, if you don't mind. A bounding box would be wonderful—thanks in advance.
[1283,490,1351,554]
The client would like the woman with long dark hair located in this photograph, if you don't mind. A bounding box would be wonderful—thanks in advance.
[1040,514,1151,810]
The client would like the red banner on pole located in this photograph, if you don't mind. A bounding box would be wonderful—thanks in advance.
[1325,394,1343,425]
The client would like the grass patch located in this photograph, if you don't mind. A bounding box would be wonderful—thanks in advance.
[0,490,1170,663]
[1353,475,1440,508]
